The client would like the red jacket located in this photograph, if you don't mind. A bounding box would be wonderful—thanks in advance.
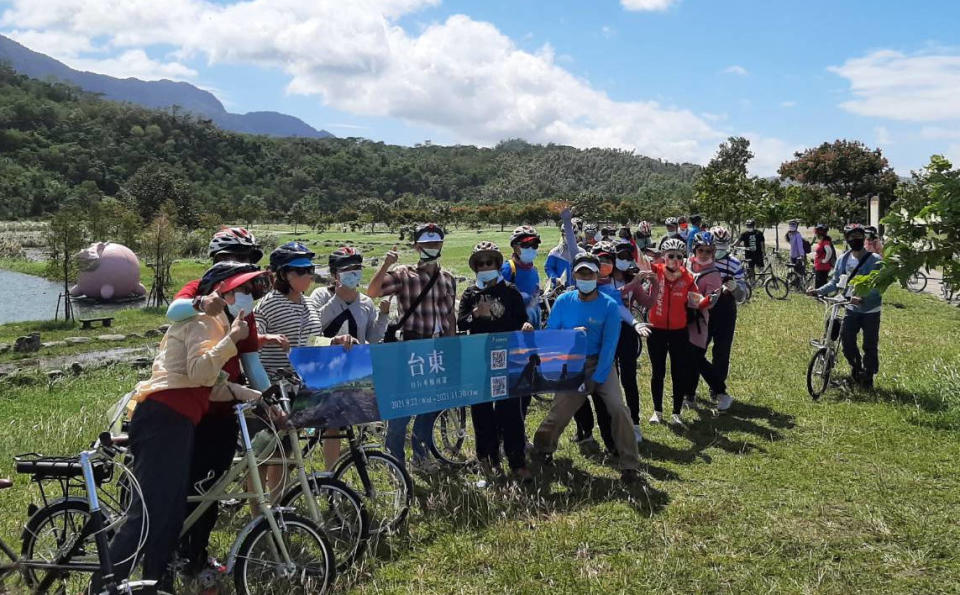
[626,263,709,330]
[813,239,834,272]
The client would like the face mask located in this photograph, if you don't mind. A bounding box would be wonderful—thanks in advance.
[599,263,614,277]
[227,291,254,317]
[576,279,597,294]
[476,269,500,286]
[419,247,441,261]
[695,254,714,266]
[615,258,633,271]
[338,270,362,289]
[519,247,538,264]
[848,238,865,251]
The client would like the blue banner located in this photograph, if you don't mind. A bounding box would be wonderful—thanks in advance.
[288,330,587,428]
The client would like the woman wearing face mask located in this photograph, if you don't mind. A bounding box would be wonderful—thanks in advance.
[682,232,730,408]
[458,242,535,481]
[612,239,648,439]
[92,262,263,592]
[502,226,543,328]
[625,238,710,425]
[310,246,390,345]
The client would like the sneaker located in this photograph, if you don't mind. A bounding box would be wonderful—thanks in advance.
[633,424,643,443]
[670,413,685,426]
[649,411,663,424]
[716,393,734,411]
[411,457,440,475]
[573,433,597,446]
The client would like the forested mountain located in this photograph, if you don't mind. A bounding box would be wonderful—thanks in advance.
[0,64,699,223]
[0,34,333,139]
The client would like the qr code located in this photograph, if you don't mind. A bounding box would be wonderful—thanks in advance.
[490,349,507,370]
[490,375,508,398]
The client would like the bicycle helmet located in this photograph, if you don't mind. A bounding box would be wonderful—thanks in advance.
[745,219,756,227]
[590,240,617,260]
[814,223,828,234]
[692,230,715,248]
[328,246,362,273]
[864,225,878,236]
[660,238,686,255]
[618,226,632,240]
[469,241,504,271]
[636,221,652,237]
[614,239,635,258]
[413,223,445,243]
[709,226,732,244]
[208,226,262,262]
[198,262,263,295]
[269,241,315,271]
[843,223,865,238]
[788,219,799,230]
[664,217,678,227]
[510,225,540,247]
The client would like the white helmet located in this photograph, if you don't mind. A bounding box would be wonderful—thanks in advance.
[659,238,686,255]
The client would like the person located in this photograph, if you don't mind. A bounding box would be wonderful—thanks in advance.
[583,224,600,248]
[678,216,690,243]
[368,223,458,470]
[682,232,731,408]
[310,246,390,345]
[686,214,703,254]
[502,225,543,328]
[865,225,884,255]
[618,225,639,261]
[736,219,766,279]
[625,238,710,425]
[93,263,263,592]
[700,226,746,411]
[634,221,656,259]
[612,239,647,439]
[808,224,884,389]
[545,231,574,289]
[458,241,535,481]
[658,217,681,250]
[530,252,643,484]
[786,220,808,277]
[812,224,836,289]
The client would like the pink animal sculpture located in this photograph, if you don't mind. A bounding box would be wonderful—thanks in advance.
[69,242,146,301]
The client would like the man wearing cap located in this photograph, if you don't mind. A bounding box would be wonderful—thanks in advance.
[530,252,642,484]
[368,223,458,470]
[310,246,390,344]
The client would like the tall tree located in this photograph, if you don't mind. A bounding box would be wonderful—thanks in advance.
[694,136,759,228]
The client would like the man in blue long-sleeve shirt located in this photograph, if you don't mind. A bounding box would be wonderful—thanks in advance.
[530,252,642,483]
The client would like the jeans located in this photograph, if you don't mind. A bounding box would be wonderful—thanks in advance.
[700,298,737,395]
[573,394,614,452]
[647,328,689,415]
[616,321,642,424]
[532,358,639,471]
[385,412,437,464]
[841,311,881,377]
[471,396,526,470]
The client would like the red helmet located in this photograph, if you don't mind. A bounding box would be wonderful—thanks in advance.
[208,227,262,262]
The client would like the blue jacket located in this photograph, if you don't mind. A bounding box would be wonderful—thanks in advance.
[544,247,573,286]
[546,290,621,384]
[817,250,883,313]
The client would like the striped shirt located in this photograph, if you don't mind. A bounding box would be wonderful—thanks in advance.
[254,290,324,378]
[714,254,748,296]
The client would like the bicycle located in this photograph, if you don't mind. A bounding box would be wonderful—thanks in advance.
[744,256,788,300]
[906,270,928,293]
[786,268,816,295]
[430,407,476,466]
[806,295,851,400]
[2,442,162,594]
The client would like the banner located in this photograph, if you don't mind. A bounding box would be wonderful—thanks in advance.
[288,330,587,428]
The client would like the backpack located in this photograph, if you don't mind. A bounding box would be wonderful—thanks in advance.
[826,241,837,267]
[686,267,719,333]
[802,238,812,254]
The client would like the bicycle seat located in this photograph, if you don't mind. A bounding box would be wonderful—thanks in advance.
[0,478,11,490]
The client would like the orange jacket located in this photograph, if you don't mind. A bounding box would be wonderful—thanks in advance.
[626,263,710,330]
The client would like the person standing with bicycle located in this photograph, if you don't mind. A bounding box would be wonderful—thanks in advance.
[786,220,809,278]
[368,223,457,472]
[808,224,884,389]
[735,219,765,279]
[812,224,836,289]
[458,241,535,481]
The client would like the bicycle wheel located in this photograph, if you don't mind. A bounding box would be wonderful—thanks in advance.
[764,276,789,300]
[737,282,752,305]
[279,475,369,572]
[806,347,833,400]
[333,450,412,536]
[430,407,476,466]
[233,512,335,595]
[906,271,927,293]
[20,498,95,594]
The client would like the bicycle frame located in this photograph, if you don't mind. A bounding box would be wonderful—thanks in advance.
[811,296,849,352]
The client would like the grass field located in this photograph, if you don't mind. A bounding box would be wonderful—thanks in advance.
[0,227,958,592]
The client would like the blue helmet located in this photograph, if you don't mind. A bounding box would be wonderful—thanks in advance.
[269,241,315,271]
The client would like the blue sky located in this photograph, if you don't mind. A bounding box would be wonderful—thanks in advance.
[3,0,960,174]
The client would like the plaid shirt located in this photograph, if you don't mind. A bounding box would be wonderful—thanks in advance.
[380,263,457,337]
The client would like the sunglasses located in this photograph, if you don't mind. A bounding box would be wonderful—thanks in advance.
[664,253,684,260]
[474,259,499,268]
[287,266,314,276]
[519,241,541,249]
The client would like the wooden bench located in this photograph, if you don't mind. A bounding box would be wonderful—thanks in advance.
[79,316,114,330]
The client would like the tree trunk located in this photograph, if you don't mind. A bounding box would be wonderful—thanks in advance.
[62,241,72,321]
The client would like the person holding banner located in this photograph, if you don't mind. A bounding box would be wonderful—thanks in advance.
[368,223,458,471]
[458,241,536,481]
[530,252,643,484]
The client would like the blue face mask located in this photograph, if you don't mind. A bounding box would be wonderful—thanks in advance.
[338,270,362,289]
[615,258,633,271]
[519,247,538,264]
[476,269,500,286]
[227,291,254,318]
[576,279,597,294]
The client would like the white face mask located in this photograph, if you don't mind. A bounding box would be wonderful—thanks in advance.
[227,291,254,317]
[615,258,633,271]
[338,270,362,289]
[519,247,538,264]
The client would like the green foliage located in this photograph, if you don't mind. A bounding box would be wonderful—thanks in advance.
[694,137,760,228]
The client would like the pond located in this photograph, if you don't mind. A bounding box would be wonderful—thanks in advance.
[0,269,145,324]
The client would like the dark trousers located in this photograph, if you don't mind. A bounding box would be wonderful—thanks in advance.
[98,399,195,587]
[841,311,881,376]
[685,343,707,398]
[573,395,614,452]
[179,413,238,570]
[471,396,526,470]
[616,322,642,424]
[701,300,737,394]
[815,269,831,289]
[647,328,689,415]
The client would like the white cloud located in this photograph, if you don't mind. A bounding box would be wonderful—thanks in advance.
[873,125,892,146]
[723,65,748,76]
[780,100,797,108]
[829,49,960,121]
[741,134,803,177]
[620,0,679,11]
[67,50,198,80]
[700,112,728,122]
[920,125,960,140]
[0,0,742,164]
[6,28,95,55]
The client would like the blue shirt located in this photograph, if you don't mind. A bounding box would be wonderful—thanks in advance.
[546,290,621,384]
[501,259,540,305]
[686,225,701,253]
